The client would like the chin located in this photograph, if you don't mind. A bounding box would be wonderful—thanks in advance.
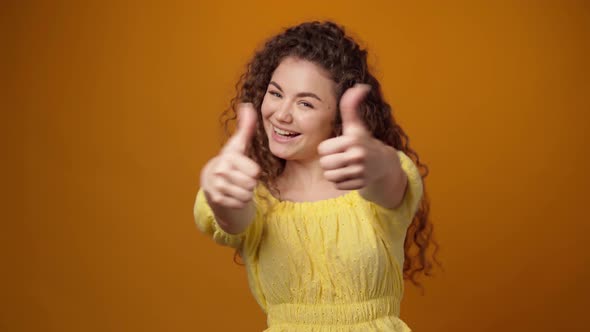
[269,145,318,162]
[268,144,293,160]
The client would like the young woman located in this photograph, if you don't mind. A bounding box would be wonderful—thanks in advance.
[194,21,436,331]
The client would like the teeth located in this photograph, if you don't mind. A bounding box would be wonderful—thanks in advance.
[273,126,298,136]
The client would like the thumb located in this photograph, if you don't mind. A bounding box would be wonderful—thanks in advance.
[223,103,258,154]
[339,84,371,136]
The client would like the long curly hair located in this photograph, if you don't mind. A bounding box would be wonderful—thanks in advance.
[221,21,440,288]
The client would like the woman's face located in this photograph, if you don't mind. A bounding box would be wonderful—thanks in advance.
[261,56,338,162]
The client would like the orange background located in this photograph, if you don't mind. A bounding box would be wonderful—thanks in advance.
[6,0,590,331]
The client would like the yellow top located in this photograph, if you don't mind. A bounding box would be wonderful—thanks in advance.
[194,151,423,331]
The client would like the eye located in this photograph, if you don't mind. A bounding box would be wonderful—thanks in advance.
[268,90,282,98]
[299,101,314,109]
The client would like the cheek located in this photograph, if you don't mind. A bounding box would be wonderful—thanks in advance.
[260,99,272,133]
[318,110,337,129]
[300,113,335,137]
[260,96,272,118]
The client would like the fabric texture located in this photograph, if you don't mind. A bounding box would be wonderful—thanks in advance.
[194,150,423,331]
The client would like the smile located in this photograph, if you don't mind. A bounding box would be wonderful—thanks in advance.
[273,125,300,137]
[271,124,301,143]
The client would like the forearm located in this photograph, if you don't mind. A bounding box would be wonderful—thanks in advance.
[207,197,256,235]
[360,146,407,209]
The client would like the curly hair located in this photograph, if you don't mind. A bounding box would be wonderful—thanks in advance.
[221,21,440,289]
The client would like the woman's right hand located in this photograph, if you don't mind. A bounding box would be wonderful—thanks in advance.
[201,103,261,210]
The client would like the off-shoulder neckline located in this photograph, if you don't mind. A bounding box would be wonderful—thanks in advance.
[257,185,359,207]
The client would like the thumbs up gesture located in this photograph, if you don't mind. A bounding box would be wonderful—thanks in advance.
[201,103,261,209]
[318,84,396,190]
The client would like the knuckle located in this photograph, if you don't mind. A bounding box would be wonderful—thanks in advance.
[212,162,230,175]
[357,179,366,188]
[317,143,326,155]
[324,171,335,181]
[252,164,261,177]
[243,191,254,202]
[355,148,367,161]
[319,156,329,169]
[210,192,224,205]
[351,136,362,145]
[212,176,226,190]
[244,178,256,190]
[226,169,243,183]
[353,165,365,176]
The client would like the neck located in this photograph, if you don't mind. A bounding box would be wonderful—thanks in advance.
[278,157,330,192]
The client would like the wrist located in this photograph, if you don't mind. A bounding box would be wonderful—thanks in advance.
[377,143,399,181]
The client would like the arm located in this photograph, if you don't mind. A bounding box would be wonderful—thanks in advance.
[359,145,408,209]
[317,85,412,209]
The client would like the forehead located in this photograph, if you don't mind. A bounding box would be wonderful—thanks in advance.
[270,57,337,95]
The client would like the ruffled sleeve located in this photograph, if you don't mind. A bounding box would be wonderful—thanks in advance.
[193,188,247,248]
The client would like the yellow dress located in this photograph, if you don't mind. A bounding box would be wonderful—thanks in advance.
[194,151,423,331]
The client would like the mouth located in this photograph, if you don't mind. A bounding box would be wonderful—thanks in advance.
[272,125,301,138]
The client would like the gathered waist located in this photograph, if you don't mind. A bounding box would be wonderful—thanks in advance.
[267,296,400,326]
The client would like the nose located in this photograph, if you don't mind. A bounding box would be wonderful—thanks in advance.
[274,102,293,123]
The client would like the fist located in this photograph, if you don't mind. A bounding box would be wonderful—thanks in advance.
[318,84,392,190]
[201,103,261,209]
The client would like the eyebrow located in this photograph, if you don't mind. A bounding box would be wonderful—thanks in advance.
[269,81,323,102]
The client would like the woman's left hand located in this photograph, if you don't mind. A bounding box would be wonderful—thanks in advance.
[318,84,400,190]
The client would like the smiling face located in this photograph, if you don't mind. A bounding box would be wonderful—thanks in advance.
[261,57,338,162]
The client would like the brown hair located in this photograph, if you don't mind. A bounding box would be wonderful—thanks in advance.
[222,21,440,288]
